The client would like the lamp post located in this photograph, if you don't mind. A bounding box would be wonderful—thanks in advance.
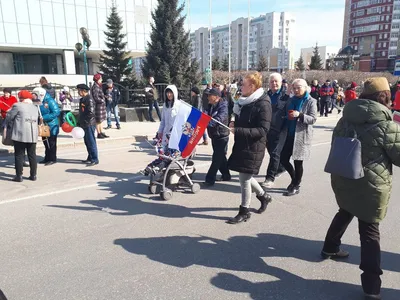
[75,27,91,85]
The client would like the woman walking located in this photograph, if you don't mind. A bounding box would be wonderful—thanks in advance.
[6,90,38,182]
[39,91,60,166]
[321,77,400,300]
[227,72,273,224]
[91,73,108,139]
[279,79,317,196]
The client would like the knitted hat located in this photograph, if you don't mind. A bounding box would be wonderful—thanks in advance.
[77,84,90,91]
[191,86,200,95]
[350,82,357,88]
[93,73,102,82]
[18,90,33,100]
[106,79,113,84]
[363,77,390,95]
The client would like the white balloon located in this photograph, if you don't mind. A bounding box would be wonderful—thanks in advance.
[71,127,85,139]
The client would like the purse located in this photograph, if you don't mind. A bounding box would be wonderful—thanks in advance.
[37,107,51,138]
[2,124,13,146]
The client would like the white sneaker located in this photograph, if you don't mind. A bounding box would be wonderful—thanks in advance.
[261,179,274,188]
[275,171,286,179]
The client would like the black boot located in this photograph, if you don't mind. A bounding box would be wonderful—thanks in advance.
[227,206,251,224]
[256,192,272,214]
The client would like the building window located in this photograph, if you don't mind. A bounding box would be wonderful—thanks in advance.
[383,42,387,47]
[382,51,386,56]
[378,43,382,48]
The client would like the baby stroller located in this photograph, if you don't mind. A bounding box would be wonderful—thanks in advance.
[143,138,200,200]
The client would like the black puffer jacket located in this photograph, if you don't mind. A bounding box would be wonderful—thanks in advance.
[79,94,96,128]
[205,98,229,140]
[228,92,272,175]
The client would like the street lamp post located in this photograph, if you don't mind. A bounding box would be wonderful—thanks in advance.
[75,27,91,85]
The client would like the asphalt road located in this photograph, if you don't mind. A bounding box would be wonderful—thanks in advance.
[0,116,399,300]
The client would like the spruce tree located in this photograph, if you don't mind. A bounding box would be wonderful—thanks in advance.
[99,2,131,84]
[186,59,202,86]
[295,55,305,71]
[257,55,268,72]
[212,58,221,71]
[142,0,191,86]
[221,57,229,72]
[309,43,323,70]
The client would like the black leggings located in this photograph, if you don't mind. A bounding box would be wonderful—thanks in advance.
[280,135,304,186]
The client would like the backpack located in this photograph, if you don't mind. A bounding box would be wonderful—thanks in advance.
[324,121,380,179]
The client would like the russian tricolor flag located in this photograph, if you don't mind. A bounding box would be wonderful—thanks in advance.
[169,103,212,158]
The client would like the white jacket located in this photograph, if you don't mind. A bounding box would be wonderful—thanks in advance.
[158,85,182,147]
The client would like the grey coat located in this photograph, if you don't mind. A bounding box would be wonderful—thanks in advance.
[283,95,317,160]
[6,102,39,143]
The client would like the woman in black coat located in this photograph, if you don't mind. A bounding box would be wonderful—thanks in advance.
[227,72,273,224]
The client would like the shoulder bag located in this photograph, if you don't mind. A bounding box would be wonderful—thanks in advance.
[37,106,51,138]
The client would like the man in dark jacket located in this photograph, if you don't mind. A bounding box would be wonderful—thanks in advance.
[104,79,121,130]
[319,80,334,117]
[77,84,98,166]
[191,86,208,145]
[145,76,161,122]
[262,73,289,188]
[310,80,320,111]
[203,88,231,186]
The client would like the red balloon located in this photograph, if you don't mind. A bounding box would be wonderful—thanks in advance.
[61,122,73,133]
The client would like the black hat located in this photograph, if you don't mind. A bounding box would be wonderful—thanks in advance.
[205,87,221,97]
[191,86,200,95]
[77,84,90,91]
[326,79,331,82]
[282,79,287,84]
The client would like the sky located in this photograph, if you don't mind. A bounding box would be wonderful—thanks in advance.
[178,0,345,58]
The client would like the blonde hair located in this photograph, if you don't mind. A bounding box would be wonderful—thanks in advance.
[245,72,263,89]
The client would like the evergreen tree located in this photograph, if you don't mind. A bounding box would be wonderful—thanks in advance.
[257,55,268,72]
[99,2,131,84]
[221,57,229,72]
[141,0,191,86]
[309,43,323,70]
[212,58,221,71]
[295,55,305,71]
[186,59,202,86]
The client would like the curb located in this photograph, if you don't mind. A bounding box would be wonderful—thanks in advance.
[0,134,151,157]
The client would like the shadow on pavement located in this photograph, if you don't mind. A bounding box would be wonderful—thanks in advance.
[114,234,400,299]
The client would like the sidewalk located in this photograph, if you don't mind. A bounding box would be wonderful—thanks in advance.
[0,121,162,156]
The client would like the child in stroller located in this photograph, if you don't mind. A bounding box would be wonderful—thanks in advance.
[142,135,200,200]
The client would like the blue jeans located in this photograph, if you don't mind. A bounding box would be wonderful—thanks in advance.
[266,130,286,181]
[83,125,99,163]
[106,102,120,126]
[205,137,230,184]
[149,100,161,121]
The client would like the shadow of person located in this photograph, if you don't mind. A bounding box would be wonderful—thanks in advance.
[114,233,400,280]
[211,271,399,300]
[47,179,237,221]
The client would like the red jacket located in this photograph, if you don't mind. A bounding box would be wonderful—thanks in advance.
[344,89,357,104]
[0,95,17,119]
[393,91,400,111]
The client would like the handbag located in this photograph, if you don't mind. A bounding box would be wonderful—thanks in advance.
[37,107,51,138]
[2,123,13,146]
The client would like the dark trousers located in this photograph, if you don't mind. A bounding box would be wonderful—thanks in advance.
[320,99,329,116]
[83,125,99,163]
[205,137,230,184]
[323,209,382,295]
[14,141,37,177]
[149,100,161,121]
[266,130,286,181]
[280,135,303,186]
[43,135,57,162]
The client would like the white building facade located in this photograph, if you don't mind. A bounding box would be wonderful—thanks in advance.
[0,0,156,87]
[190,12,296,72]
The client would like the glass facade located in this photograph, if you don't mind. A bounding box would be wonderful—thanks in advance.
[0,0,156,51]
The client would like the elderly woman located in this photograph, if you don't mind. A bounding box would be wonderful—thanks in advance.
[280,78,317,196]
[91,73,108,139]
[321,77,400,300]
[227,72,273,224]
[6,90,38,182]
[39,90,60,166]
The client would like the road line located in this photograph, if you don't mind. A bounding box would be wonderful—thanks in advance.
[1,162,212,205]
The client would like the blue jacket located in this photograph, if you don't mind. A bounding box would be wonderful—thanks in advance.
[205,98,229,139]
[40,93,60,136]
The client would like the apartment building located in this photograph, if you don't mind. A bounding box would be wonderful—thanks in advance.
[190,11,296,72]
[344,0,399,71]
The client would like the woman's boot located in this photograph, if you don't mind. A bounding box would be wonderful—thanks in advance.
[227,206,251,224]
[256,192,272,214]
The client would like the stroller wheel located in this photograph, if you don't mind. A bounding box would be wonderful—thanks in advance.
[148,184,158,194]
[191,183,201,194]
[160,189,173,201]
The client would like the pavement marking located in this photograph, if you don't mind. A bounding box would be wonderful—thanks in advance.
[1,162,212,205]
[1,141,331,204]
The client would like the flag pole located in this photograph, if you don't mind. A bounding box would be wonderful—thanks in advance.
[246,0,250,71]
[228,0,231,83]
[209,0,213,83]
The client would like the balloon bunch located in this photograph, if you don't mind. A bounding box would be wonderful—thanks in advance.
[61,112,85,139]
